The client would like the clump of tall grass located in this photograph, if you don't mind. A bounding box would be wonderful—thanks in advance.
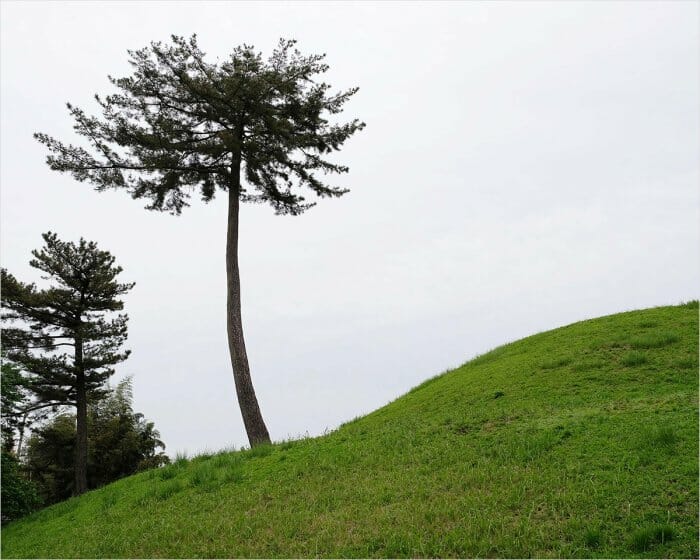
[630,524,674,551]
[620,351,647,366]
[630,332,680,349]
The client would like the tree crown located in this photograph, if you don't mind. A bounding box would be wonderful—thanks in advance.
[35,35,365,215]
[1,233,134,405]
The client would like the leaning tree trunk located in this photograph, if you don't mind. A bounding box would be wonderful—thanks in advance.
[74,335,88,495]
[226,170,271,446]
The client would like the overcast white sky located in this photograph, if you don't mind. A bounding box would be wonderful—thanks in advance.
[1,1,698,456]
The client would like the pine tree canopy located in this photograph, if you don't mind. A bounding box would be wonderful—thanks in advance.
[34,35,365,215]
[1,233,134,407]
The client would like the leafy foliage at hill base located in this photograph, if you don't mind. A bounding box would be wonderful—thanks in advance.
[2,303,698,558]
[25,378,168,505]
[0,451,41,525]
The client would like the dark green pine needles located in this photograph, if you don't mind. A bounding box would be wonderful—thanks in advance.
[1,233,134,494]
[34,35,365,216]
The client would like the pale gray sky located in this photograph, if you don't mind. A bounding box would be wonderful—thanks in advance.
[1,1,698,456]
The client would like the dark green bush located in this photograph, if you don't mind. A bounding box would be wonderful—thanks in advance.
[1,450,42,524]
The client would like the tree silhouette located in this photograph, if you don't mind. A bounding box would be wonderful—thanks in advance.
[35,35,364,445]
[1,233,133,494]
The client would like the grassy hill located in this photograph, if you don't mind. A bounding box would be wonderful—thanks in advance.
[2,303,698,558]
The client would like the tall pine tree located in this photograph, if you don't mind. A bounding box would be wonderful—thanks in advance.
[35,35,365,446]
[1,233,133,494]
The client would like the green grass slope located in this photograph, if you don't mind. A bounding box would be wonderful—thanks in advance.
[2,303,698,558]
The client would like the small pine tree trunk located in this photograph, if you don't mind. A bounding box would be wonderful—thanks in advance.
[226,172,271,447]
[74,336,88,495]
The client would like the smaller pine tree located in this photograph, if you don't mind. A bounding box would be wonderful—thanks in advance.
[1,232,134,495]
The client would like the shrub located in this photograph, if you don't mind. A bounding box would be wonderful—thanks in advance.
[1,451,42,524]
